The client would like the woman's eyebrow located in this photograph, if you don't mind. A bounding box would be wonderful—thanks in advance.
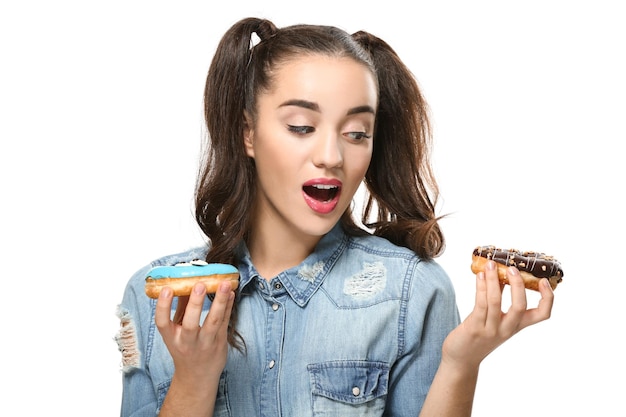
[347,105,375,116]
[279,100,375,116]
[278,99,319,111]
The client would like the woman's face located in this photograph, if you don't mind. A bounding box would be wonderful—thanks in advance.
[244,54,376,243]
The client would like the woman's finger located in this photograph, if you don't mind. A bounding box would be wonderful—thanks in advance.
[484,261,503,331]
[202,281,235,335]
[180,283,208,336]
[519,278,554,329]
[155,287,174,337]
[502,267,527,333]
[507,267,527,312]
[472,271,488,326]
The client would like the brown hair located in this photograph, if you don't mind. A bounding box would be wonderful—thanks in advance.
[195,17,445,347]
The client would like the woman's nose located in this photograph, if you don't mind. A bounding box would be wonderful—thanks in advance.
[312,132,343,168]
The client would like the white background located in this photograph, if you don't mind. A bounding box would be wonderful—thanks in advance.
[1,1,624,415]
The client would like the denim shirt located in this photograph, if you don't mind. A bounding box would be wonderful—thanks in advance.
[117,224,460,417]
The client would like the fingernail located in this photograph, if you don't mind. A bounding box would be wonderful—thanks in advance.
[486,260,496,270]
[194,283,205,295]
[508,266,519,276]
[219,282,231,293]
[160,287,172,298]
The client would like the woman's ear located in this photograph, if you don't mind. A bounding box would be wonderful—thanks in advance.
[243,111,255,158]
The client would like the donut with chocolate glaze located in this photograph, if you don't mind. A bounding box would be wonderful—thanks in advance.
[145,260,239,298]
[470,245,563,291]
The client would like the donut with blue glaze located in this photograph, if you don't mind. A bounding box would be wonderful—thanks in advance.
[145,260,239,298]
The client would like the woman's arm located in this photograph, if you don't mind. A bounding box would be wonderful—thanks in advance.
[156,282,235,417]
[419,260,554,417]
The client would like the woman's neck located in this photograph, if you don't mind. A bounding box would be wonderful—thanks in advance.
[246,222,321,281]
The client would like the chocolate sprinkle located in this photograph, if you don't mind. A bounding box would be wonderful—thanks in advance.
[473,245,564,282]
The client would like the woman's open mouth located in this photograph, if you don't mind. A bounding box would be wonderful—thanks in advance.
[303,184,339,201]
[302,179,342,214]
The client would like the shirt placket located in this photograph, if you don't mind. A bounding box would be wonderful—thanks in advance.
[258,278,287,417]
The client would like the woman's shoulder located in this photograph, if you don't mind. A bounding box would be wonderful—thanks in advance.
[346,232,422,260]
[344,232,452,288]
[149,246,210,268]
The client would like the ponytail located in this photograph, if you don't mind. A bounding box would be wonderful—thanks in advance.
[197,18,277,264]
[196,18,276,351]
[350,31,445,259]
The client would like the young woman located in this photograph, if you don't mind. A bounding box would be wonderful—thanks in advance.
[116,17,554,417]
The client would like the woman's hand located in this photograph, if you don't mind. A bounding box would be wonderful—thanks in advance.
[154,281,235,415]
[442,259,554,370]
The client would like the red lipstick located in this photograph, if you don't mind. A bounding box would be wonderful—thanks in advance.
[302,178,342,214]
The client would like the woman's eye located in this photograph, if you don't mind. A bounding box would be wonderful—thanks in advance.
[346,132,372,141]
[287,125,314,135]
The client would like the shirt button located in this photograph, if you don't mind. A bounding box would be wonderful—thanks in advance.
[269,360,276,369]
[274,282,282,290]
[352,386,360,396]
[272,303,279,311]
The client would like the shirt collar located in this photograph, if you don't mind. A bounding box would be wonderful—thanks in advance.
[235,223,349,307]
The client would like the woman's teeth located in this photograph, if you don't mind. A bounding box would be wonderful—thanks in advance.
[303,184,339,202]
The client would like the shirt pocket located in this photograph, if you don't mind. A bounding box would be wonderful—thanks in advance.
[307,360,389,416]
